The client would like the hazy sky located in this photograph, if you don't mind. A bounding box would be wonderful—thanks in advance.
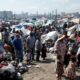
[0,0,80,14]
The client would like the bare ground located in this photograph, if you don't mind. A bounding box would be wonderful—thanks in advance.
[23,53,80,80]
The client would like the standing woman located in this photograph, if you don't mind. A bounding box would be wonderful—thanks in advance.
[54,35,67,63]
[54,35,67,78]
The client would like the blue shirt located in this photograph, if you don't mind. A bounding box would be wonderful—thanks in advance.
[13,38,22,50]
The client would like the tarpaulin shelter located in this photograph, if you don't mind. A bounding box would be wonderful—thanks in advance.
[70,18,80,24]
[41,31,60,43]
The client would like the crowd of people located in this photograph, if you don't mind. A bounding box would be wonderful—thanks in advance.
[0,22,80,80]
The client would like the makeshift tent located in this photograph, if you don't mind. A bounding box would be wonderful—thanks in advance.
[35,20,44,26]
[70,18,80,24]
[43,20,54,26]
[21,27,31,36]
[41,31,60,43]
[67,25,77,36]
[76,24,80,31]
[11,25,31,36]
[11,25,24,31]
[20,22,34,27]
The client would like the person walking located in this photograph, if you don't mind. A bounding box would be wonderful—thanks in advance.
[35,37,42,61]
[26,32,36,61]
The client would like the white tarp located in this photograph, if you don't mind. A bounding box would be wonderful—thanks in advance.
[1,63,15,72]
[43,20,54,26]
[20,22,34,27]
[11,25,23,31]
[76,24,80,31]
[41,31,60,43]
[67,25,77,36]
[35,20,44,26]
[67,24,80,36]
[11,25,31,36]
[21,27,31,36]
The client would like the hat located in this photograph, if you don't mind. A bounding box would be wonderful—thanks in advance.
[58,35,65,41]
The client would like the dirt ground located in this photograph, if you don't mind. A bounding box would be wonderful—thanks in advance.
[23,53,80,80]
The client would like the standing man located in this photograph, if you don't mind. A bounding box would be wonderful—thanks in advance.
[26,32,36,61]
[13,31,23,63]
[35,37,42,61]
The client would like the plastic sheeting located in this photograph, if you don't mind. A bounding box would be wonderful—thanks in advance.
[76,24,80,31]
[20,22,34,27]
[67,25,77,36]
[41,31,60,43]
[21,27,31,36]
[11,25,31,36]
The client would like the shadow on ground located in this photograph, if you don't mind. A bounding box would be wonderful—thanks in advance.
[27,62,37,65]
[62,76,80,80]
[38,58,55,64]
[76,76,80,80]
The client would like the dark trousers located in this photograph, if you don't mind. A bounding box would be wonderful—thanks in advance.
[77,54,80,67]
[64,54,70,67]
[15,50,23,63]
[30,48,35,61]
[36,50,40,61]
[12,51,15,60]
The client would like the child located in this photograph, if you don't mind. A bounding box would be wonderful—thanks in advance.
[56,55,64,80]
[41,44,47,60]
[65,56,76,80]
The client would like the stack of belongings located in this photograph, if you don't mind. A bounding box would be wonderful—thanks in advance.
[0,46,28,80]
[0,60,28,79]
[16,62,28,74]
[0,61,23,80]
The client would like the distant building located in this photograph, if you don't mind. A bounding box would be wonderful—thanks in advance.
[14,12,28,20]
[0,11,13,21]
[73,12,80,18]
